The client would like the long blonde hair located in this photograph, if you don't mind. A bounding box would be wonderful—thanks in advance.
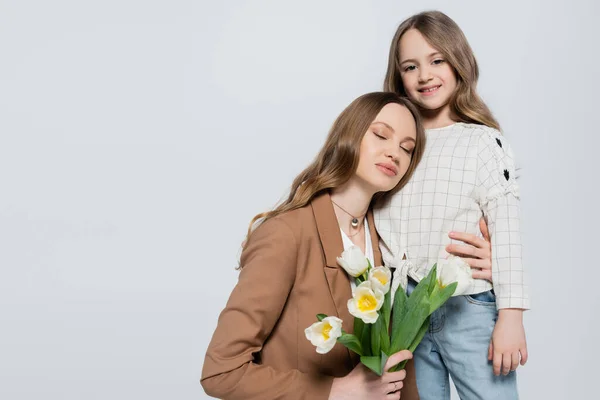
[245,92,425,245]
[384,10,500,131]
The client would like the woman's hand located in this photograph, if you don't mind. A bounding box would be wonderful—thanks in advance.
[328,350,413,400]
[446,217,493,282]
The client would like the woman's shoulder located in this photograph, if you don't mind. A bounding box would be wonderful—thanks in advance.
[255,203,314,237]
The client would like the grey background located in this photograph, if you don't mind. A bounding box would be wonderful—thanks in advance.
[1,0,597,399]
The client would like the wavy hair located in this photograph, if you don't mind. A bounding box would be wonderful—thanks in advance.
[244,91,425,247]
[384,10,500,131]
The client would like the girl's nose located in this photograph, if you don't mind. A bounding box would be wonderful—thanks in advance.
[418,66,432,83]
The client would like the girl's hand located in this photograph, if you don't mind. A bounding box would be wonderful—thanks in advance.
[329,350,413,400]
[489,309,528,376]
[446,217,493,282]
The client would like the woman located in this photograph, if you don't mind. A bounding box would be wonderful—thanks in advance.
[202,92,424,399]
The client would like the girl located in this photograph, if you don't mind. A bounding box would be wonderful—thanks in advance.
[375,10,529,400]
[201,92,425,400]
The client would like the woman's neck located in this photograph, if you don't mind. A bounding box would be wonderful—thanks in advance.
[329,182,372,229]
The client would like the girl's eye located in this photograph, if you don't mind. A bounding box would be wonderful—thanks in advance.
[432,59,445,65]
[404,65,416,72]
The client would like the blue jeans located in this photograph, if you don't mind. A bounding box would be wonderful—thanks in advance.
[407,278,518,400]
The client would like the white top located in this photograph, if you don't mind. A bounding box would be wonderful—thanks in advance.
[341,218,375,291]
[375,123,529,310]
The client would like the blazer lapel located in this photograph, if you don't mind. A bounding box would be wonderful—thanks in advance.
[311,193,384,368]
[310,192,354,337]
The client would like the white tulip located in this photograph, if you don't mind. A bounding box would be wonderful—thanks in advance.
[347,281,384,324]
[368,266,392,295]
[304,316,343,354]
[337,246,369,277]
[437,255,474,296]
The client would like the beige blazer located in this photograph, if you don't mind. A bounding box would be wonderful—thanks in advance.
[201,192,419,400]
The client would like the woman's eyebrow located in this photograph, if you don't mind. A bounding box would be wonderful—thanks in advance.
[371,121,395,133]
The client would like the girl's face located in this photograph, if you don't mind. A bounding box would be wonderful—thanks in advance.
[354,103,417,193]
[398,29,458,113]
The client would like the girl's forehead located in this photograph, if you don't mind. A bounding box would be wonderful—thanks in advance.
[399,30,439,56]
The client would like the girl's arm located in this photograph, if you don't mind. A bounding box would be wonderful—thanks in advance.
[476,130,529,310]
[476,129,529,375]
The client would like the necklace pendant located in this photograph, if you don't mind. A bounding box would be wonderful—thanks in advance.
[351,218,359,228]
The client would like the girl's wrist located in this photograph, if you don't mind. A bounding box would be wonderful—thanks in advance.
[498,308,524,322]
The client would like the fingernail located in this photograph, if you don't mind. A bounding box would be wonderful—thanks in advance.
[449,231,456,238]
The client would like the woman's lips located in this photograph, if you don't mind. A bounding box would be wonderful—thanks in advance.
[376,163,398,176]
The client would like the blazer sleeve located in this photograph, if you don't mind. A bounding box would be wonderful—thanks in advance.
[201,217,334,400]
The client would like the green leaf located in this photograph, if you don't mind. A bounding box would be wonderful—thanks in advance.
[390,282,431,353]
[409,316,430,353]
[380,351,389,373]
[360,355,383,376]
[316,314,327,322]
[361,321,372,356]
[382,289,392,332]
[427,264,438,295]
[411,271,434,304]
[389,316,430,373]
[353,317,364,342]
[380,321,390,355]
[337,333,363,356]
[429,282,457,314]
[390,283,407,349]
[371,315,382,356]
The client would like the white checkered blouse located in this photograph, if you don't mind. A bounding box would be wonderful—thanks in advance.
[374,122,530,310]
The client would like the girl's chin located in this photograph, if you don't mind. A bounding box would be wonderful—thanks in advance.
[416,99,446,110]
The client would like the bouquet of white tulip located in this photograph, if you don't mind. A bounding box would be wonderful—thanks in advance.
[305,247,473,376]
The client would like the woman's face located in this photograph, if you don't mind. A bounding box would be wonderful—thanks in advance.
[354,103,417,193]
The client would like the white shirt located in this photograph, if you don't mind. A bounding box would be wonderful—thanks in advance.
[375,123,530,310]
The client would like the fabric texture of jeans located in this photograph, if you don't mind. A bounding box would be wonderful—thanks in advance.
[407,278,519,400]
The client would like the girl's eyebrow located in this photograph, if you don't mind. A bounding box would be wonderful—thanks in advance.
[400,52,442,65]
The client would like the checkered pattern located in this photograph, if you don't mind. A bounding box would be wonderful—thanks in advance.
[375,123,530,310]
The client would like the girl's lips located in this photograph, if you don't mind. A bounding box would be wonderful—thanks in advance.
[418,85,441,96]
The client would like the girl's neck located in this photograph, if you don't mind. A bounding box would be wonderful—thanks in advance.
[420,104,457,130]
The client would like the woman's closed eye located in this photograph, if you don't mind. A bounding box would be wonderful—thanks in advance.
[401,146,414,154]
[373,131,386,139]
